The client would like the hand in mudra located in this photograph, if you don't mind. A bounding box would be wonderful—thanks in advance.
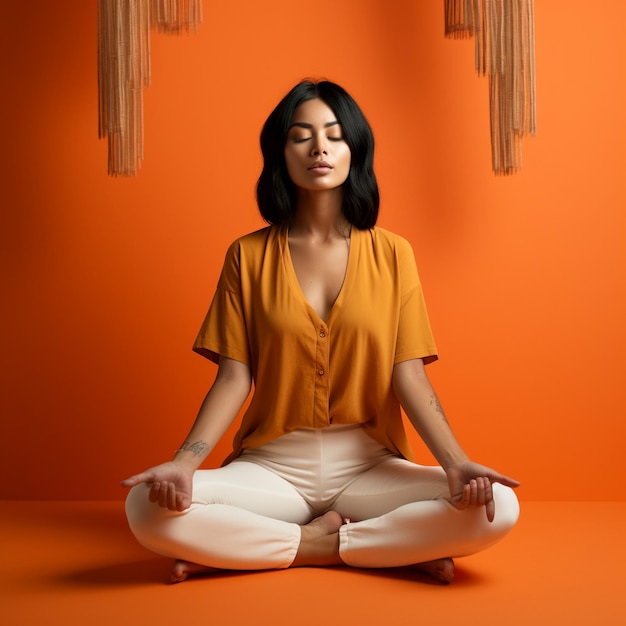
[445,461,520,522]
[122,461,194,511]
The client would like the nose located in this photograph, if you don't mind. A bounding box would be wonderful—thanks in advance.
[310,134,328,156]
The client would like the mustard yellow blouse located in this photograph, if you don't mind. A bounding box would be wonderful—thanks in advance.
[193,225,438,463]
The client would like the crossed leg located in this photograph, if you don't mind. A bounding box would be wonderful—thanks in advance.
[127,456,518,584]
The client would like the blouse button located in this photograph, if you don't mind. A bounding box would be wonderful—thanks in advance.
[319,331,326,338]
[318,369,325,376]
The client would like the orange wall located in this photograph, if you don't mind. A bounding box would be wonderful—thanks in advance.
[1,1,624,501]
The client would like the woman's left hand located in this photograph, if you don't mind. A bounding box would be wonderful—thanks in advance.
[445,461,520,523]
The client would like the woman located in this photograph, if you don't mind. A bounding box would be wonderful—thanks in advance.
[123,80,520,584]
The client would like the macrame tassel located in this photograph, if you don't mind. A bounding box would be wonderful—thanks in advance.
[444,0,476,38]
[97,0,202,177]
[98,0,151,176]
[445,0,536,175]
[152,0,203,34]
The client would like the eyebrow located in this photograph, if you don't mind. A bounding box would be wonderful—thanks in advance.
[288,121,340,130]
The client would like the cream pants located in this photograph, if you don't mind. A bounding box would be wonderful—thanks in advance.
[126,425,519,569]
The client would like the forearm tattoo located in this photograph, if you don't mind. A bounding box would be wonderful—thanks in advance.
[430,394,449,424]
[178,440,209,457]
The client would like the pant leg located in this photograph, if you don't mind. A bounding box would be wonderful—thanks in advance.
[334,456,520,568]
[125,460,311,570]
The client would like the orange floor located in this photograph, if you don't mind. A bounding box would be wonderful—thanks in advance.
[2,501,624,626]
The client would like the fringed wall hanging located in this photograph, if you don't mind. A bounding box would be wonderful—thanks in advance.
[98,0,202,176]
[444,0,536,175]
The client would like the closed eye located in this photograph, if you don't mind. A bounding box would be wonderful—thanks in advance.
[288,135,343,144]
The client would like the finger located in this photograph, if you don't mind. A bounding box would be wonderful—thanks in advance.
[477,477,491,506]
[149,481,161,503]
[484,478,493,507]
[474,477,483,505]
[167,483,178,511]
[486,497,495,522]
[469,479,478,505]
[158,482,170,508]
[121,472,153,488]
[490,473,521,489]
[475,477,495,521]
[500,476,521,488]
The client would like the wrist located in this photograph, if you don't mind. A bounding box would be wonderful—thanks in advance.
[172,439,210,468]
[172,450,202,464]
[441,452,470,473]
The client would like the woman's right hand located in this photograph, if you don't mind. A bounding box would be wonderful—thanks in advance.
[121,462,194,511]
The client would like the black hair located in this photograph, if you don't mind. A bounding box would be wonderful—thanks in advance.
[256,80,379,229]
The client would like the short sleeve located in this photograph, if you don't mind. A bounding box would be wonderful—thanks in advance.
[394,238,438,365]
[192,242,251,366]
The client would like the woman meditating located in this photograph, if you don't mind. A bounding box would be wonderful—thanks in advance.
[123,79,520,584]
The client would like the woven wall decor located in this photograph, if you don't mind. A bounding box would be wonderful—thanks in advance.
[98,0,202,176]
[444,0,536,175]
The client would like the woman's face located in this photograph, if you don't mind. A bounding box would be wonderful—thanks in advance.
[284,98,351,193]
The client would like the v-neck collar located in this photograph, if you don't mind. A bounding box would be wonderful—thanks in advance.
[280,225,359,326]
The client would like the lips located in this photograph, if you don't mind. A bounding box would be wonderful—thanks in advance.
[308,160,333,170]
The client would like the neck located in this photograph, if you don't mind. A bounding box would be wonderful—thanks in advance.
[290,188,350,240]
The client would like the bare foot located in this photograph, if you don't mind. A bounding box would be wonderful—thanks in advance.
[170,560,219,584]
[291,511,344,567]
[410,557,455,584]
[300,511,344,540]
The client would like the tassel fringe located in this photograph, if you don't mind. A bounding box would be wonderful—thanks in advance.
[97,0,202,176]
[445,0,536,175]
